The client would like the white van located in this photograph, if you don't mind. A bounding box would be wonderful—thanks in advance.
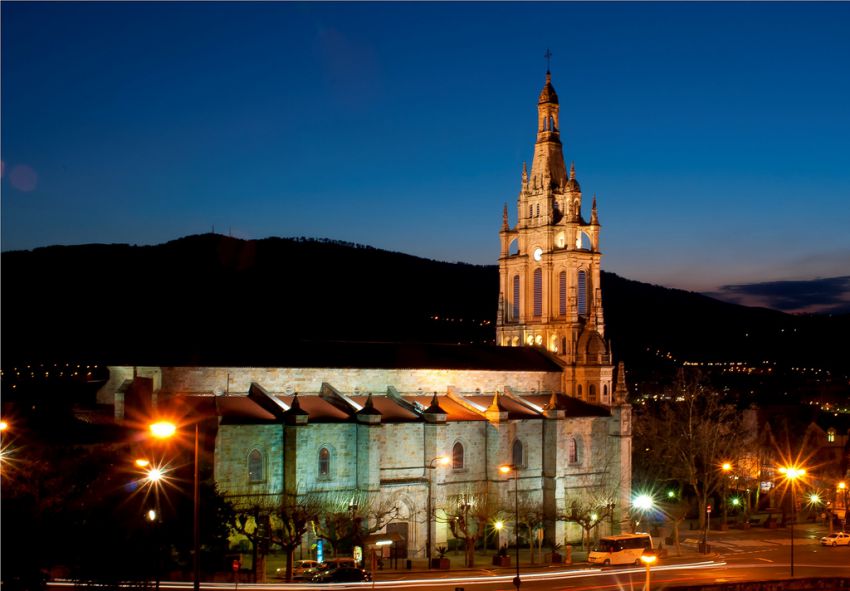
[587,533,653,566]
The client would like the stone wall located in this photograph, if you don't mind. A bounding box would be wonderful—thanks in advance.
[100,365,563,398]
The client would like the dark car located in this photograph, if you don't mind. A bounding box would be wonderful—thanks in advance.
[311,566,372,583]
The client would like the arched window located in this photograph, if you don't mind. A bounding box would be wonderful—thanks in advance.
[512,275,520,320]
[827,429,836,443]
[577,270,587,316]
[603,384,608,401]
[577,384,583,399]
[568,438,578,464]
[529,204,533,218]
[318,447,331,477]
[589,384,596,403]
[248,449,264,483]
[533,268,542,317]
[559,271,567,316]
[452,441,464,470]
[512,439,524,467]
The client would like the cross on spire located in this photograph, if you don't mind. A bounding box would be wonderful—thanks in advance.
[544,48,552,73]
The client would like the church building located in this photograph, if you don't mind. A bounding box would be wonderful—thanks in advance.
[100,69,632,561]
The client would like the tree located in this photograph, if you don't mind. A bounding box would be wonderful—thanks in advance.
[633,369,744,529]
[312,490,401,563]
[271,493,324,583]
[230,497,275,582]
[441,488,501,567]
[516,497,545,563]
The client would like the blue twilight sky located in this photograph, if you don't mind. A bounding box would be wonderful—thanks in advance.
[2,2,849,301]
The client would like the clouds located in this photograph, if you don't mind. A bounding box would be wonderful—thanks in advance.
[708,276,850,314]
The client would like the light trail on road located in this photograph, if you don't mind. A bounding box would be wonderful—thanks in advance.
[46,561,726,591]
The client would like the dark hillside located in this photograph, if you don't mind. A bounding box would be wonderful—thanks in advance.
[2,234,847,401]
[1,235,496,364]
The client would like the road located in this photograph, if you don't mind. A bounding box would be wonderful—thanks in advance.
[47,524,850,591]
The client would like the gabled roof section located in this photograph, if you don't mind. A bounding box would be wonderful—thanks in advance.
[319,382,361,416]
[248,382,289,420]
[524,392,611,417]
[216,394,277,423]
[351,393,419,421]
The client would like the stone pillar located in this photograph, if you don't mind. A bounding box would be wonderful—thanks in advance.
[543,399,564,545]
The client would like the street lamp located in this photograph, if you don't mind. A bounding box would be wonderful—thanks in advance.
[640,551,657,591]
[779,465,806,577]
[721,462,732,529]
[150,420,200,591]
[499,464,520,590]
[839,482,847,532]
[425,455,449,567]
[632,494,653,531]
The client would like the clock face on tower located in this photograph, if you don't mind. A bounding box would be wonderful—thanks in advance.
[533,247,543,261]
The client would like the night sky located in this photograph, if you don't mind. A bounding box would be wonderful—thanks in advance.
[3,2,849,307]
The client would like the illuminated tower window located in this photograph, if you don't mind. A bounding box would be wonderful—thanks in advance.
[533,268,542,317]
[577,270,587,316]
[512,275,520,320]
[559,271,567,316]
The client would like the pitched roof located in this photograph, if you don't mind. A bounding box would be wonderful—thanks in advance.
[128,341,566,372]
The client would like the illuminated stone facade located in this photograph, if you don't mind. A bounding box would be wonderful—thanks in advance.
[497,71,613,406]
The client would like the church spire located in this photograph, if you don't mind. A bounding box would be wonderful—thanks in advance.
[530,70,567,189]
[591,195,599,225]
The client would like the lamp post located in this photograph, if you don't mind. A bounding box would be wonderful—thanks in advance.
[721,462,732,529]
[151,420,201,591]
[839,482,847,532]
[779,466,805,577]
[632,494,653,532]
[425,455,449,567]
[640,551,657,591]
[499,464,520,590]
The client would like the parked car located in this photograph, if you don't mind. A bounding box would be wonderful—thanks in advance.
[276,559,320,580]
[820,532,850,546]
[315,557,358,572]
[311,566,372,583]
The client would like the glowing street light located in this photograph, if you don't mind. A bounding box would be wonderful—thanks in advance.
[149,420,201,591]
[499,464,521,590]
[425,455,449,567]
[632,493,654,532]
[779,465,806,577]
[721,462,732,529]
[150,421,177,439]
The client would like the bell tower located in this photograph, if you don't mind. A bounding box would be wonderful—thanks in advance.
[497,69,614,405]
